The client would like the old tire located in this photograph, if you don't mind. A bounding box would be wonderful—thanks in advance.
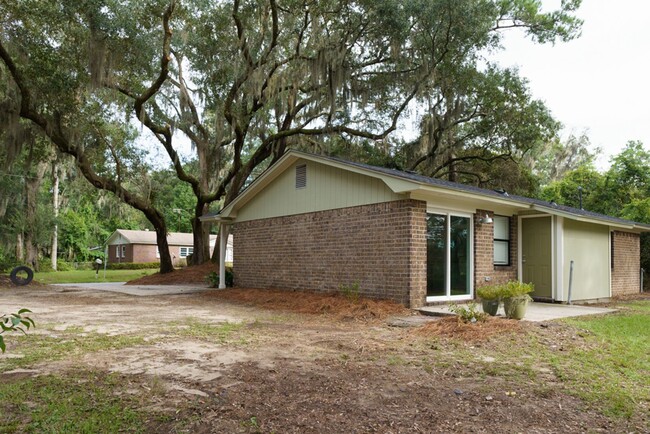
[10,266,34,286]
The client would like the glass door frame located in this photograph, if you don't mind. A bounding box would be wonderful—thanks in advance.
[426,208,474,303]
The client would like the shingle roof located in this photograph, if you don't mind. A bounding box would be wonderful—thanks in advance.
[319,153,650,229]
[203,150,650,230]
[109,230,217,246]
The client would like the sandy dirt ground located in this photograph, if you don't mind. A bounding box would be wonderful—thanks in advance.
[0,281,646,433]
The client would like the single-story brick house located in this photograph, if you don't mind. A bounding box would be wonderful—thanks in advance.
[106,229,229,266]
[202,151,649,307]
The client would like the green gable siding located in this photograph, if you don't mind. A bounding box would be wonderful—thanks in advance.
[235,159,404,222]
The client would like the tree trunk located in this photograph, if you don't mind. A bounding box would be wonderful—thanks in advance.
[190,201,210,265]
[24,160,48,271]
[149,212,174,273]
[16,233,24,262]
[51,163,60,271]
[210,229,220,263]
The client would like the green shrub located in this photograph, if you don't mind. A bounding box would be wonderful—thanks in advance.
[338,281,361,303]
[476,285,501,300]
[106,262,160,270]
[448,302,487,323]
[0,308,35,353]
[501,280,534,298]
[73,262,95,270]
[206,268,233,288]
[56,261,74,272]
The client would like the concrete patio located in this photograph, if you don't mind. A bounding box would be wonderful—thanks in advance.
[418,301,616,322]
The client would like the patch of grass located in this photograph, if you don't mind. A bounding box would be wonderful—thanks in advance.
[549,303,650,418]
[34,269,158,284]
[172,320,244,343]
[1,332,146,370]
[0,371,145,433]
[618,300,650,314]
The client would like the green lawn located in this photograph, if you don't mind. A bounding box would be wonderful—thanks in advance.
[550,301,650,418]
[34,268,158,284]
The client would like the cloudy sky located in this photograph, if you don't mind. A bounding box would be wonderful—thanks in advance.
[491,0,650,169]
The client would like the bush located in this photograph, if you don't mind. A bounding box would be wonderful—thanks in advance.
[107,262,160,270]
[0,308,35,353]
[338,281,361,303]
[56,261,75,272]
[476,285,501,301]
[73,262,95,270]
[501,281,534,298]
[206,268,233,288]
[448,302,487,323]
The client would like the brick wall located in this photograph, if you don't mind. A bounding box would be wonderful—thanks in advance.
[611,231,640,296]
[233,200,428,307]
[108,244,189,266]
[473,210,518,290]
[132,245,158,263]
[108,244,133,263]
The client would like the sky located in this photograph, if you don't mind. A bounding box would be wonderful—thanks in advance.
[490,0,650,170]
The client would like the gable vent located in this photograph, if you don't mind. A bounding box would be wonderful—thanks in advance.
[295,164,307,188]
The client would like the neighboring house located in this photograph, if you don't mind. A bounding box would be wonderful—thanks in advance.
[202,151,650,307]
[106,229,230,266]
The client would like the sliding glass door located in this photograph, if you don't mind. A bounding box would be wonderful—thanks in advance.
[426,212,472,300]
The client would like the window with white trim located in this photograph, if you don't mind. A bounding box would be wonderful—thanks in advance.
[121,245,126,258]
[116,246,120,257]
[179,247,193,258]
[493,215,510,266]
[156,247,160,258]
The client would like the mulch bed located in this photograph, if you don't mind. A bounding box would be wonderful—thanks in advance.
[202,287,411,321]
[126,262,217,286]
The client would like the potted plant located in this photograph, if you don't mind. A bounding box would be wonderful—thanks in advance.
[501,281,534,320]
[476,285,501,316]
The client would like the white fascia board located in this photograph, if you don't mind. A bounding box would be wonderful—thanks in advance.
[531,205,635,230]
[408,186,530,213]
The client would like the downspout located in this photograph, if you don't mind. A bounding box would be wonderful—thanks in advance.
[567,260,574,305]
[641,268,645,294]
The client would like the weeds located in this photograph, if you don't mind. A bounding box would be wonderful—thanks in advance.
[448,302,487,323]
[339,281,361,303]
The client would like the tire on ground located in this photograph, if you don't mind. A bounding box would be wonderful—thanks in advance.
[9,266,34,286]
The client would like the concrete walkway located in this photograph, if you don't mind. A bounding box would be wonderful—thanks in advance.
[52,282,211,296]
[418,301,616,322]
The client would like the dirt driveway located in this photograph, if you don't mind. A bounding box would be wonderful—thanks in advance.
[0,284,642,433]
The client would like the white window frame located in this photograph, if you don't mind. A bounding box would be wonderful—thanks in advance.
[179,246,193,258]
[493,215,511,266]
[425,208,474,303]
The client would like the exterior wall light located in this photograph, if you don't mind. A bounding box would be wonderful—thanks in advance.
[479,214,493,224]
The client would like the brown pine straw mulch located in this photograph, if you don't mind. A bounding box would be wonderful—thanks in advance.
[413,315,525,341]
[128,263,411,320]
[126,262,218,285]
[203,287,411,321]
